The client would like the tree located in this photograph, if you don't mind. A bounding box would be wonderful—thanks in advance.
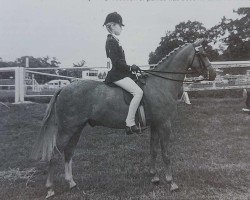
[149,20,220,64]
[209,8,250,61]
[149,8,250,64]
[15,56,61,68]
[17,56,61,84]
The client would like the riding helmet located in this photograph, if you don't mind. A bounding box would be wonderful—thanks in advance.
[103,12,124,26]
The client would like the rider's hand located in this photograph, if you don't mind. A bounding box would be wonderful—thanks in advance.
[130,65,141,73]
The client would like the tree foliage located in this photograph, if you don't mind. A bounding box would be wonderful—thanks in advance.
[149,21,219,64]
[210,8,250,61]
[14,56,61,68]
[149,8,250,64]
[22,56,61,84]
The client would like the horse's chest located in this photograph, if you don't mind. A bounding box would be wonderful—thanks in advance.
[145,92,176,120]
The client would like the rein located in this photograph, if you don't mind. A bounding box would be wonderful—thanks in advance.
[142,69,195,75]
[141,70,204,83]
[140,45,208,83]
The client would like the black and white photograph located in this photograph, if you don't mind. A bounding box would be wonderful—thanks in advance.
[0,0,249,199]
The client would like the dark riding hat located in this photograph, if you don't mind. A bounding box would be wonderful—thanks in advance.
[103,12,124,26]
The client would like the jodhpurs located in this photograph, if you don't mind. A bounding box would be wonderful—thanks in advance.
[114,77,143,127]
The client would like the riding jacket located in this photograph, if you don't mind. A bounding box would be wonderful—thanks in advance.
[104,34,133,83]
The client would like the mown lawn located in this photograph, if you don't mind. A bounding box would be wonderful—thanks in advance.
[0,98,249,200]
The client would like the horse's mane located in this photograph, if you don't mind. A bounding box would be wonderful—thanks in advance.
[155,43,189,69]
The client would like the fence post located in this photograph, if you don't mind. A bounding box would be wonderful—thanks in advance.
[19,67,25,102]
[212,82,216,89]
[32,74,35,91]
[14,67,20,103]
[14,67,25,103]
[25,57,29,68]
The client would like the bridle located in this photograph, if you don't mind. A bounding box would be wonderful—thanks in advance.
[189,45,210,78]
[141,45,211,83]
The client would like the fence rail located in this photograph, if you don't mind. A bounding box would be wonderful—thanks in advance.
[0,60,250,103]
[26,70,81,80]
[211,61,250,69]
[184,84,250,91]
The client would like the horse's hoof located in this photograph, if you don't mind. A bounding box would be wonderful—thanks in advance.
[46,189,55,199]
[69,181,77,189]
[170,182,179,192]
[151,176,160,184]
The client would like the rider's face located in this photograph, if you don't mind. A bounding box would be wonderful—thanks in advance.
[112,23,122,36]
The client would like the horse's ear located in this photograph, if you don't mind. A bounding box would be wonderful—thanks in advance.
[194,38,205,46]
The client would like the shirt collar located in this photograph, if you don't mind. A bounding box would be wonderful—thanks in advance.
[110,34,119,43]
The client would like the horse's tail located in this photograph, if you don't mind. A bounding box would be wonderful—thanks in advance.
[31,89,62,162]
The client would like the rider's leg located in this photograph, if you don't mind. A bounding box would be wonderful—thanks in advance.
[114,77,143,127]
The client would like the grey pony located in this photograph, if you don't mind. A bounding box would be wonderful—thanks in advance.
[31,39,216,198]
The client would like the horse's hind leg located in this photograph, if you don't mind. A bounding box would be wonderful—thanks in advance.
[45,139,65,198]
[45,123,85,198]
[45,158,57,199]
[63,121,88,190]
[158,121,179,191]
[64,129,82,189]
[45,148,64,199]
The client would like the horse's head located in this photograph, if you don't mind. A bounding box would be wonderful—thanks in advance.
[188,39,216,81]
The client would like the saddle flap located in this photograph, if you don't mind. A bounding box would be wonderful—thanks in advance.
[104,75,148,126]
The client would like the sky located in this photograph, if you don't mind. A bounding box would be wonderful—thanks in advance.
[0,0,249,68]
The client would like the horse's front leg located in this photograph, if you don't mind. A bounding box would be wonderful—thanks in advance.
[65,158,76,189]
[158,120,179,191]
[149,126,160,183]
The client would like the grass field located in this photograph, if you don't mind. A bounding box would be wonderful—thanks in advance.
[0,98,249,200]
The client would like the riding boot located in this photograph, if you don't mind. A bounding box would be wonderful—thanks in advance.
[125,125,141,135]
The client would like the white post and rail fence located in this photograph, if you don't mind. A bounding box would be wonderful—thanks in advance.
[0,60,250,103]
[0,67,25,103]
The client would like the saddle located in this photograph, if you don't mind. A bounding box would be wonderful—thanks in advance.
[105,74,148,127]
